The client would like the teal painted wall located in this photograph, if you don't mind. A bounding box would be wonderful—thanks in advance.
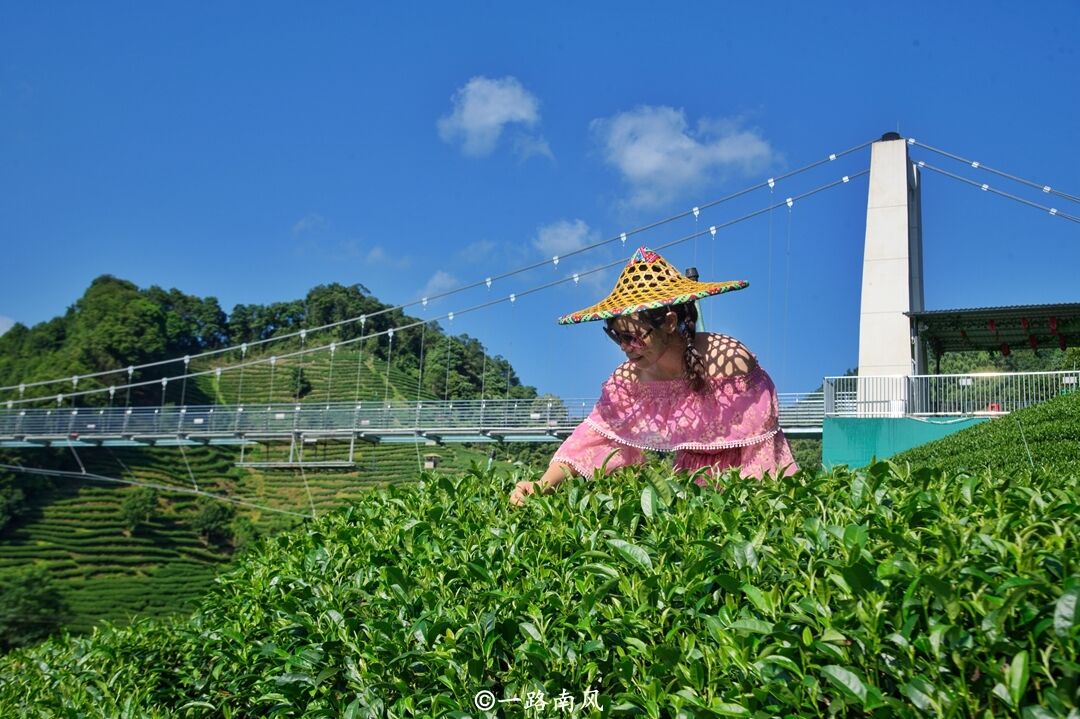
[822,416,989,469]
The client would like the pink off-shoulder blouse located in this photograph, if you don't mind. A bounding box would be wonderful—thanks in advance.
[552,361,798,486]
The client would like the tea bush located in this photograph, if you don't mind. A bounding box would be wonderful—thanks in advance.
[892,390,1080,475]
[1,460,1077,717]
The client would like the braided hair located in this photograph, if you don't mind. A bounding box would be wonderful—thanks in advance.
[638,303,709,393]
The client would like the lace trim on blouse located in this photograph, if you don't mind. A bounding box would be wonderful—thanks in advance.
[584,417,780,452]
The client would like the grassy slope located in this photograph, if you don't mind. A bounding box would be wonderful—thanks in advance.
[0,346,535,634]
[891,389,1080,475]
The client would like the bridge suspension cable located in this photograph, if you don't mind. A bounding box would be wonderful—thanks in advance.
[3,168,869,408]
[1,138,876,396]
[0,463,313,519]
[916,161,1080,224]
[908,138,1080,206]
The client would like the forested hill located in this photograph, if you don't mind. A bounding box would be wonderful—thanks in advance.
[0,275,537,402]
[0,276,542,644]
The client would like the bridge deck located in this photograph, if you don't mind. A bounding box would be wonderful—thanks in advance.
[0,394,828,446]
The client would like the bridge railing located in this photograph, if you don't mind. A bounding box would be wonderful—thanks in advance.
[824,371,1080,417]
[777,392,825,427]
[0,392,828,440]
[0,399,599,439]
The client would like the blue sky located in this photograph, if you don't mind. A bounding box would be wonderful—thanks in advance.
[2,2,1078,400]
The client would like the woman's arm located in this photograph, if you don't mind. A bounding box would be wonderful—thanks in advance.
[701,332,758,377]
[509,462,578,506]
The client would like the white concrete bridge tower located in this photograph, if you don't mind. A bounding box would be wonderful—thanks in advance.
[857,132,926,412]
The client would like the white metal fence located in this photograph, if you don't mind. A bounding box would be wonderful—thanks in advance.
[824,371,1080,417]
[0,392,830,442]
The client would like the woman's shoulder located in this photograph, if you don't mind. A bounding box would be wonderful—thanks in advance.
[697,332,758,378]
[610,360,640,384]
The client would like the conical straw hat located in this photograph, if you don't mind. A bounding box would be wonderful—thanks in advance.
[558,247,748,325]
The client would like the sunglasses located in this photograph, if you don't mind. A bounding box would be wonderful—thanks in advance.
[603,324,656,349]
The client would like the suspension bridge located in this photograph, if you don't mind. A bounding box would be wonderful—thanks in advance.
[1,132,1076,478]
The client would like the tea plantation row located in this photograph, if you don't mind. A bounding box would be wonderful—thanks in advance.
[1,451,1076,717]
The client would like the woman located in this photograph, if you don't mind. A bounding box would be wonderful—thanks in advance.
[510,247,797,506]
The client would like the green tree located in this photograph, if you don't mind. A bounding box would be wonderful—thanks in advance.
[71,276,168,373]
[119,488,159,534]
[289,366,313,399]
[789,438,822,474]
[230,516,261,553]
[192,499,235,546]
[935,346,1079,375]
[0,479,26,535]
[144,286,229,354]
[0,565,69,652]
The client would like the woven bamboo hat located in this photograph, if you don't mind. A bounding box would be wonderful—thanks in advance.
[557,247,748,325]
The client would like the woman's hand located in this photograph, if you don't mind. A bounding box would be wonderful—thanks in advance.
[509,480,541,507]
[509,463,577,506]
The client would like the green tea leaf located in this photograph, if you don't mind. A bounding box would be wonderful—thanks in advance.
[899,677,938,712]
[644,470,674,506]
[606,538,653,572]
[732,541,758,571]
[1022,707,1057,719]
[641,486,656,519]
[756,654,802,676]
[821,665,867,705]
[740,583,772,615]
[842,524,867,552]
[704,615,726,643]
[729,618,773,634]
[992,682,1012,708]
[466,562,494,584]
[581,563,621,580]
[518,622,542,642]
[1007,650,1029,708]
[1054,585,1078,637]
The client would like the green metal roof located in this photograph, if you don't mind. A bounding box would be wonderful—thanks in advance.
[907,302,1080,354]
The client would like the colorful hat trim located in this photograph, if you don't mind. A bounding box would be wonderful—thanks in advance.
[557,246,748,325]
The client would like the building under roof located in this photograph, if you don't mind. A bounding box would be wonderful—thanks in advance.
[908,302,1080,370]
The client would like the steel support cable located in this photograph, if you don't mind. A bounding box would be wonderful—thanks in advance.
[297,447,317,519]
[295,331,307,403]
[353,320,366,403]
[3,170,869,408]
[413,322,428,473]
[916,161,1080,224]
[177,442,200,492]
[326,341,336,406]
[1,139,876,395]
[383,330,394,404]
[0,463,312,519]
[909,139,1080,205]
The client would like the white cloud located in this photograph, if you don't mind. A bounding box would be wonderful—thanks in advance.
[365,245,410,269]
[437,76,549,158]
[458,239,497,257]
[417,270,460,303]
[533,219,596,257]
[533,220,615,293]
[513,134,554,162]
[292,212,329,235]
[591,106,774,208]
[0,315,14,336]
